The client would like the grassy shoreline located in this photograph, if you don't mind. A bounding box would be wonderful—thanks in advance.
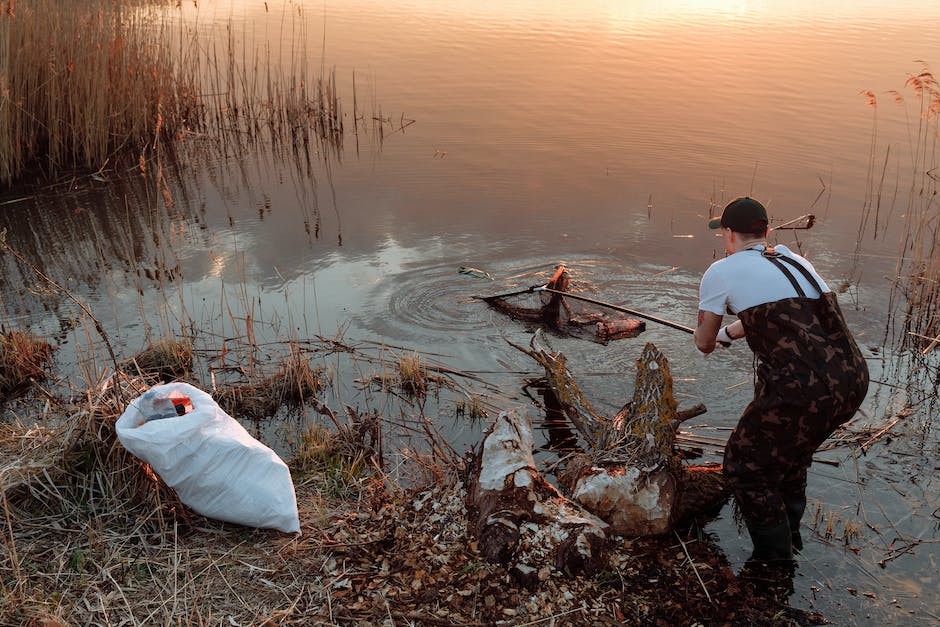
[3,302,912,625]
[0,334,810,626]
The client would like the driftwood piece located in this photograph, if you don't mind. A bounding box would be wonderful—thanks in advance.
[514,337,728,536]
[483,266,645,343]
[466,410,609,584]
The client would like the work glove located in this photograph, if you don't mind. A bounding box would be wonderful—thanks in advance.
[716,326,734,348]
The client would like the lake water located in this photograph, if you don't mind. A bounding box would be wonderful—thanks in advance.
[1,0,938,623]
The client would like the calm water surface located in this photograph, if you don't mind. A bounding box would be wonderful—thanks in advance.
[1,1,939,623]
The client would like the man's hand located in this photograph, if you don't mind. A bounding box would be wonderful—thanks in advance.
[716,326,734,347]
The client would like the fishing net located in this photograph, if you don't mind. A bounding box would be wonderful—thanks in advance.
[482,266,645,343]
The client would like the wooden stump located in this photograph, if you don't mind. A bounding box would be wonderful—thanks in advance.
[465,410,610,584]
[511,337,728,536]
[567,459,678,536]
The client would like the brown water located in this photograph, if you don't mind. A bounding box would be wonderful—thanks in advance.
[1,0,939,623]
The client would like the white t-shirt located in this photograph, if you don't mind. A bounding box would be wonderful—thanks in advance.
[699,244,830,316]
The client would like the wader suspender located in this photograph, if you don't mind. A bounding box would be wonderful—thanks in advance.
[760,248,824,298]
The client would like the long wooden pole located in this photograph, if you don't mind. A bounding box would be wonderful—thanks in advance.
[537,287,696,335]
[771,213,816,230]
[473,283,547,301]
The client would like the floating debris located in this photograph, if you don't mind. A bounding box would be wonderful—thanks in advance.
[479,265,645,344]
[458,266,495,281]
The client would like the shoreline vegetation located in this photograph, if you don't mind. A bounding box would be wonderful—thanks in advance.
[0,234,873,625]
[853,66,940,423]
[890,69,940,352]
[856,67,940,353]
[0,0,192,186]
[0,300,926,624]
[0,227,924,624]
[0,0,409,189]
[2,324,873,626]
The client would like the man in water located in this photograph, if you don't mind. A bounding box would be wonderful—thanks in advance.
[694,197,868,562]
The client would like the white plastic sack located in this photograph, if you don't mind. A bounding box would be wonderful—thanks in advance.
[116,382,301,533]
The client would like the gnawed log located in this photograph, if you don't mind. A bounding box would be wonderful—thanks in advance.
[513,336,728,536]
[466,410,610,584]
[483,266,645,343]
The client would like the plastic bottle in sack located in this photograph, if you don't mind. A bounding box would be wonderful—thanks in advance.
[138,390,194,424]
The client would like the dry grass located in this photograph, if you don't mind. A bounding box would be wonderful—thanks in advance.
[1,396,795,626]
[0,335,827,625]
[356,351,456,400]
[397,352,428,398]
[0,329,54,401]
[292,424,367,498]
[193,8,347,160]
[0,437,806,626]
[0,1,360,188]
[884,67,940,348]
[122,336,193,382]
[0,357,470,626]
[0,373,186,611]
[455,393,488,422]
[1,372,176,505]
[214,342,323,421]
[0,0,197,185]
[0,370,348,625]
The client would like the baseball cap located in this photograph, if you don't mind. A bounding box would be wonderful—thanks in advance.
[707,197,769,232]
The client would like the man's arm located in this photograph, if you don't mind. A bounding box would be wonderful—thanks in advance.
[694,310,723,354]
[695,313,745,353]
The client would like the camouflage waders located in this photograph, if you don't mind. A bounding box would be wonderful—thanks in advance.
[724,251,869,535]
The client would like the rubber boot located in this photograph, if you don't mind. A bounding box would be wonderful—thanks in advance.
[746,520,794,563]
[739,551,796,607]
[783,494,806,553]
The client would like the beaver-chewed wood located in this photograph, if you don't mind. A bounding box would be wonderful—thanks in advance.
[465,410,609,585]
[511,337,728,537]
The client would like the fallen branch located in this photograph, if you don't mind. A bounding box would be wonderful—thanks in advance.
[860,414,907,452]
[675,531,712,605]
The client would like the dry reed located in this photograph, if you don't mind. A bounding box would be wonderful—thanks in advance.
[0,338,472,626]
[885,68,940,350]
[0,329,53,401]
[291,423,368,498]
[214,342,323,421]
[397,352,428,398]
[455,393,488,421]
[0,370,353,625]
[122,336,193,382]
[0,0,197,186]
[1,0,366,188]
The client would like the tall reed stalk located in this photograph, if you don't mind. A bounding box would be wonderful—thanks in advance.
[0,0,198,186]
[889,68,940,347]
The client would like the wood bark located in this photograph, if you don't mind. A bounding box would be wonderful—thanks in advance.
[514,336,727,536]
[466,338,727,578]
[465,410,610,584]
